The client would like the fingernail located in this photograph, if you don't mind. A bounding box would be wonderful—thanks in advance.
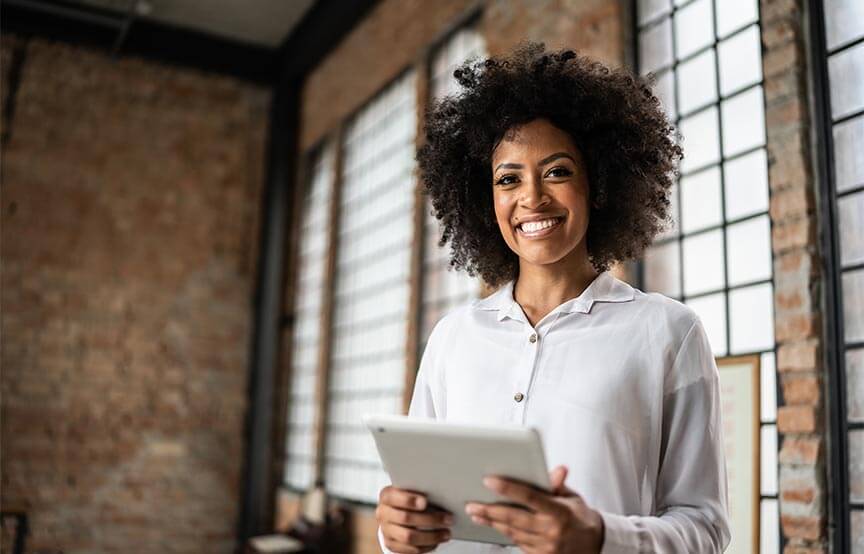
[415,497,426,510]
[483,477,497,489]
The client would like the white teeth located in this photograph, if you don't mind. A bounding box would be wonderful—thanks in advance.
[520,218,560,233]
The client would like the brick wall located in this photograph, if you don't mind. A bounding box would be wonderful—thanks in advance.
[1,37,270,553]
[300,0,626,152]
[760,0,830,552]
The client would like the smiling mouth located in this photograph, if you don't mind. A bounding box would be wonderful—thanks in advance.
[516,216,565,238]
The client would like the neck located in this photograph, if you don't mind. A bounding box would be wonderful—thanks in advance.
[514,251,599,314]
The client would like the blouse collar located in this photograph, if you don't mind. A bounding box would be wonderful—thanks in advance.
[473,270,636,322]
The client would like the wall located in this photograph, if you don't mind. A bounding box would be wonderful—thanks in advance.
[300,0,627,152]
[760,1,831,551]
[0,36,270,553]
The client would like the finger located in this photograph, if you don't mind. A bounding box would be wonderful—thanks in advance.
[472,515,545,548]
[483,476,564,515]
[549,465,568,491]
[465,502,541,534]
[380,504,454,529]
[380,537,439,554]
[380,486,429,511]
[383,524,452,548]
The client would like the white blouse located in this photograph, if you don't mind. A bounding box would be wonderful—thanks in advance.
[379,271,730,553]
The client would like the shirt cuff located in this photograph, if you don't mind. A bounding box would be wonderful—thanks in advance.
[598,510,641,554]
[377,525,394,554]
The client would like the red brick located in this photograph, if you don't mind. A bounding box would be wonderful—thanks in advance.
[779,436,822,465]
[781,515,824,541]
[778,405,819,433]
[775,312,821,342]
[783,545,828,554]
[1,36,267,552]
[782,374,821,405]
[777,340,821,372]
[770,183,814,221]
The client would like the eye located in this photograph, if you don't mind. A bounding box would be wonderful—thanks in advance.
[495,174,518,186]
[546,166,572,178]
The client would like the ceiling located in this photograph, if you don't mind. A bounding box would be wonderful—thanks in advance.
[73,0,318,47]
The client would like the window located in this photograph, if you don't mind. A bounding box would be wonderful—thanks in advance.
[811,0,864,550]
[636,0,780,550]
[323,70,418,503]
[283,141,335,490]
[420,26,487,347]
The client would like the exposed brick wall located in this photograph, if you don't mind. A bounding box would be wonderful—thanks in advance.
[760,0,829,551]
[1,37,270,553]
[300,0,627,152]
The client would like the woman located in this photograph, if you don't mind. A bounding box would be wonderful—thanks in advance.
[375,42,730,553]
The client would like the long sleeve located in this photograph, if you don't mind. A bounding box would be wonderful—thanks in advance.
[598,318,731,553]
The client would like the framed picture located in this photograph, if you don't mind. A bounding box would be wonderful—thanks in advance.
[716,354,761,554]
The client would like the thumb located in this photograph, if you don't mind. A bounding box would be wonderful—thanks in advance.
[549,465,577,497]
[549,465,568,491]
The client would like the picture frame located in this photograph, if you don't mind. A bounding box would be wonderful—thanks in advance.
[716,354,761,554]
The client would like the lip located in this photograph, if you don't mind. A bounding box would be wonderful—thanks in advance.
[516,216,565,239]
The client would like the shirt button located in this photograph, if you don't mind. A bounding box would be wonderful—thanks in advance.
[529,333,537,343]
[514,392,524,402]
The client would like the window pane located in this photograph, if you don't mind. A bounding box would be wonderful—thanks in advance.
[645,241,681,297]
[640,17,674,74]
[680,165,722,233]
[674,0,714,59]
[654,69,678,120]
[761,351,777,422]
[724,148,769,220]
[430,27,485,100]
[638,0,671,25]
[683,229,725,296]
[824,0,864,51]
[730,283,775,353]
[677,48,717,115]
[721,85,766,157]
[761,424,778,495]
[716,0,758,38]
[839,190,864,267]
[843,268,864,343]
[285,142,335,490]
[328,70,417,502]
[828,41,864,120]
[727,215,772,286]
[687,293,728,355]
[852,510,864,554]
[833,114,864,193]
[718,25,762,96]
[760,499,780,554]
[851,429,864,503]
[680,107,721,173]
[848,347,864,423]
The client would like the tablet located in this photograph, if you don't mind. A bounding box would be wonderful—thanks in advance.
[364,414,551,546]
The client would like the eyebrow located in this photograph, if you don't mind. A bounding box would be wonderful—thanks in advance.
[494,152,576,173]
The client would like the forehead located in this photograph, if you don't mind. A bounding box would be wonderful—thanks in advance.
[491,119,578,161]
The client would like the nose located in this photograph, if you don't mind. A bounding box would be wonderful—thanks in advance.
[519,172,550,209]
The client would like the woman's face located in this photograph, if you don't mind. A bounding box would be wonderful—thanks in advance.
[490,118,591,269]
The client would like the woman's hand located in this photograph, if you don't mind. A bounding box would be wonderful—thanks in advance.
[376,485,454,553]
[464,466,605,554]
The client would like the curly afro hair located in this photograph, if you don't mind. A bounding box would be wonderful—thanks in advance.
[416,41,682,288]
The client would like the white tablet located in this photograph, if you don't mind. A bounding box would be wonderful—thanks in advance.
[364,414,551,546]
